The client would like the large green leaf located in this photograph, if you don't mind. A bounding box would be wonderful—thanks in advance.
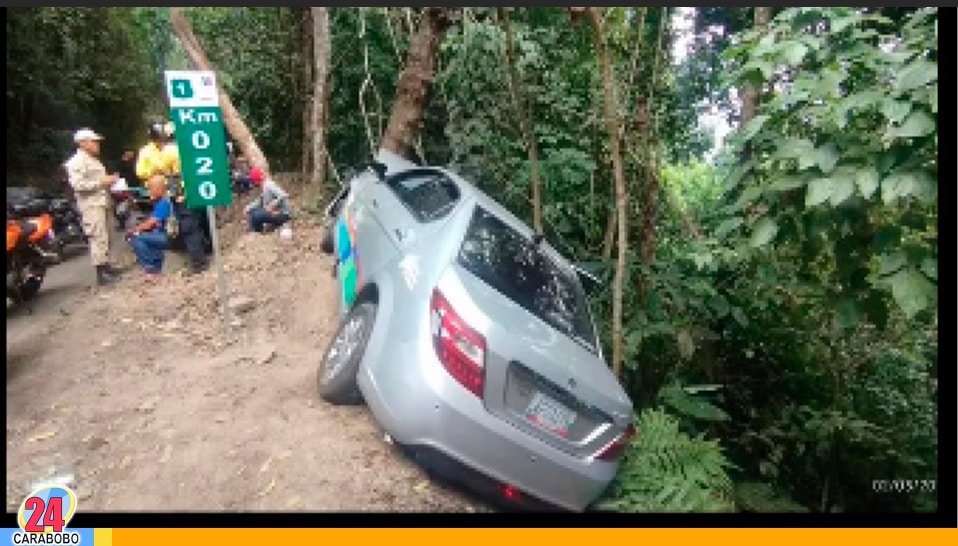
[828,167,856,206]
[714,217,744,238]
[750,217,779,248]
[920,258,937,281]
[676,329,696,360]
[881,99,912,125]
[887,110,936,140]
[878,252,907,276]
[739,114,770,142]
[732,186,763,211]
[815,143,840,173]
[660,385,730,423]
[894,59,938,94]
[881,170,935,204]
[778,40,809,65]
[855,166,879,199]
[805,177,833,207]
[885,267,936,318]
[770,175,806,192]
[731,307,748,327]
[774,138,815,160]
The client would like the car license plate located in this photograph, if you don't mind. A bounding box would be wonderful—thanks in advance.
[524,391,576,438]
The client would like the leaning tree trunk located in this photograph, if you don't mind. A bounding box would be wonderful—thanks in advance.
[739,7,771,126]
[499,7,543,234]
[169,7,271,174]
[380,7,454,157]
[301,8,314,180]
[586,7,629,380]
[311,7,332,186]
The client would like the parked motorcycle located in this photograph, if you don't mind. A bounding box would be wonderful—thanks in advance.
[47,195,87,252]
[7,186,86,261]
[6,208,58,303]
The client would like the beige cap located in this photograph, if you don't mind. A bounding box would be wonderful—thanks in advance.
[73,128,104,143]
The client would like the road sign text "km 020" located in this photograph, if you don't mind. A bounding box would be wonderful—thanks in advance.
[165,70,233,209]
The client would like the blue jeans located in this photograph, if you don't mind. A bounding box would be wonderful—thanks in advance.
[130,231,168,273]
[247,207,290,233]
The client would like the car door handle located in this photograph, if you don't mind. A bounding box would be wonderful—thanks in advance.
[372,199,379,208]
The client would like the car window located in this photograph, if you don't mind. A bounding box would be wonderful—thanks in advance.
[385,170,461,223]
[457,207,597,352]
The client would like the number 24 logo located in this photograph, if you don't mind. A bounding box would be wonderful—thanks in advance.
[18,486,77,533]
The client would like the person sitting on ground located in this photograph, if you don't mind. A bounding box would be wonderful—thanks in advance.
[231,154,252,196]
[245,167,292,233]
[126,175,173,280]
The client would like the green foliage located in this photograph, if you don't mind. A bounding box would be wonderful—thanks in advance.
[659,383,730,424]
[601,408,735,512]
[720,7,938,321]
[184,7,309,171]
[734,482,807,512]
[6,8,161,179]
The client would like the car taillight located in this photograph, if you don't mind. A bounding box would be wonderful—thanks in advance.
[430,288,486,398]
[595,423,636,461]
[499,484,523,504]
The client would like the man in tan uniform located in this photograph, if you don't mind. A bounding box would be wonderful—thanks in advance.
[64,128,121,286]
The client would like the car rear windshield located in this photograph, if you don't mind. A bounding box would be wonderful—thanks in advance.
[457,207,597,351]
[386,169,461,223]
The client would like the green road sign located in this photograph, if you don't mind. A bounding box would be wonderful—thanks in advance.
[164,71,233,208]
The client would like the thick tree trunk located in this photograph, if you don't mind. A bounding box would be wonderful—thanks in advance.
[499,8,543,234]
[739,7,771,126]
[169,7,270,174]
[587,7,629,380]
[301,8,314,180]
[601,205,615,260]
[638,9,668,268]
[311,7,332,186]
[636,95,658,266]
[380,7,454,157]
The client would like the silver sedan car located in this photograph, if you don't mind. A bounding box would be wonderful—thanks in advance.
[317,149,634,511]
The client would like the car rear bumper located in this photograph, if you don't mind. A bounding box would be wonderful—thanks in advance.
[357,336,618,512]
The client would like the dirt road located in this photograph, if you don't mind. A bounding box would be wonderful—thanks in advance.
[6,222,486,512]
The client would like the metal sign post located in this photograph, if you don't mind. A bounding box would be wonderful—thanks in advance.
[164,70,234,326]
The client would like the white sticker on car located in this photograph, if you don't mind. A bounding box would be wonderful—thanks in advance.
[399,254,419,290]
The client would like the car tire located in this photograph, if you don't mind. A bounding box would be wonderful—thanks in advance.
[320,226,334,255]
[317,300,376,405]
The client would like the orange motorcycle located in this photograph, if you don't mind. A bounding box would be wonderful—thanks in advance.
[6,209,57,303]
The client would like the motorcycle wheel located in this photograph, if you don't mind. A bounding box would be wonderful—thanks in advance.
[8,264,44,304]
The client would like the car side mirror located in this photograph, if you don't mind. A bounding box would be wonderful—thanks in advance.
[573,262,603,295]
[367,162,387,181]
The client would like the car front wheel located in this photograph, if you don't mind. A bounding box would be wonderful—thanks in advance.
[317,300,376,405]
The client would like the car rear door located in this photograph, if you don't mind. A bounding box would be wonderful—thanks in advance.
[369,168,463,252]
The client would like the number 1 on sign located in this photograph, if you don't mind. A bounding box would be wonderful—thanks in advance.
[23,495,66,533]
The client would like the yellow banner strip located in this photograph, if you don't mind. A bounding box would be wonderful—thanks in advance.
[93,527,113,546]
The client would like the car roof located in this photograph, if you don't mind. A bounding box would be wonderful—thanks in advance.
[371,148,576,275]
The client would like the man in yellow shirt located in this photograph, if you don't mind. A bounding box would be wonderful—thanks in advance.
[136,122,208,274]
